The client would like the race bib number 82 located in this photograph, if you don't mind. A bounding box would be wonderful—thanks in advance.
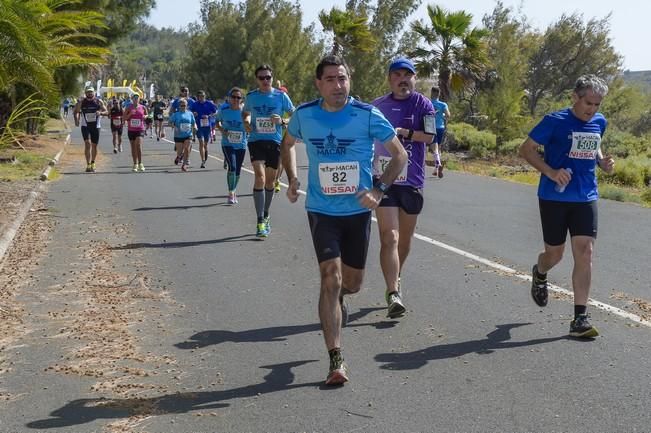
[319,161,360,195]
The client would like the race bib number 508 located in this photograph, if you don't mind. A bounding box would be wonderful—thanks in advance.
[569,132,601,159]
[318,161,360,195]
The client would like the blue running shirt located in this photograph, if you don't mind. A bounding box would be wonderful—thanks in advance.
[168,111,196,139]
[193,100,218,128]
[431,99,448,128]
[217,107,247,150]
[529,108,607,202]
[287,97,396,216]
[243,88,294,143]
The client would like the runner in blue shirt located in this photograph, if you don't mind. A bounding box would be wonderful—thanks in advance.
[192,90,218,168]
[519,74,615,338]
[169,86,196,164]
[372,57,436,318]
[216,87,248,204]
[430,86,450,178]
[165,98,197,172]
[281,55,407,386]
[242,64,295,237]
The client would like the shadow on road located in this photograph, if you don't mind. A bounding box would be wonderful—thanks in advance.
[109,234,258,250]
[190,194,253,200]
[175,307,385,349]
[26,361,321,429]
[374,323,568,370]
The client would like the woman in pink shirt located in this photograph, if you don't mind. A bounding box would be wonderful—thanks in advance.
[123,94,148,172]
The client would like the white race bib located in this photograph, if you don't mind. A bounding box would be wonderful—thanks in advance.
[255,117,276,134]
[569,132,601,159]
[129,119,142,128]
[200,118,210,127]
[112,118,122,126]
[227,131,243,144]
[85,113,97,122]
[318,161,360,195]
[179,122,192,133]
[373,155,408,183]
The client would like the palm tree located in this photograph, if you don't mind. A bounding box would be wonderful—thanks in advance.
[410,4,489,102]
[0,0,108,104]
[0,0,109,135]
[318,7,376,58]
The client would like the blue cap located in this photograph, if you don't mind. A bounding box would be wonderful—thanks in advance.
[388,57,416,74]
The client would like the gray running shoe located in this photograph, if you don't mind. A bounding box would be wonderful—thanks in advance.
[386,291,406,318]
[569,315,599,338]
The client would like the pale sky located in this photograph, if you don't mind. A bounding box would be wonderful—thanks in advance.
[146,0,649,71]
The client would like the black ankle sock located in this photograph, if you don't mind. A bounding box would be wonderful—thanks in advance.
[535,266,547,281]
[328,348,342,362]
[574,305,587,317]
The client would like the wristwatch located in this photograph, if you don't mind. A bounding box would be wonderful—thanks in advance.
[374,181,390,193]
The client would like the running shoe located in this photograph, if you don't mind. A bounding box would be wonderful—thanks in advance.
[325,359,349,386]
[85,163,92,173]
[386,291,406,318]
[118,144,123,152]
[200,161,206,169]
[437,163,444,178]
[132,164,138,172]
[174,155,180,165]
[569,314,599,338]
[256,222,268,237]
[90,162,96,172]
[531,264,548,307]
[227,192,235,205]
[233,192,238,204]
[263,217,271,235]
[274,180,281,193]
[113,147,118,154]
[138,163,145,172]
[340,296,348,327]
[157,137,160,141]
[181,164,188,172]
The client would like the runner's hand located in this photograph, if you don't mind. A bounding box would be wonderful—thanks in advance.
[599,155,615,173]
[287,177,300,203]
[356,188,382,210]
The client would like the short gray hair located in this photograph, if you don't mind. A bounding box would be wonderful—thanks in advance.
[574,74,609,98]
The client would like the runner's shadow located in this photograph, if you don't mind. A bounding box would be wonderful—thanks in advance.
[175,307,384,349]
[133,202,224,211]
[375,323,568,370]
[191,194,253,200]
[109,234,257,250]
[26,361,320,429]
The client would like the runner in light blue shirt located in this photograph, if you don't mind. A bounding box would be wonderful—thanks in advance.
[281,55,407,387]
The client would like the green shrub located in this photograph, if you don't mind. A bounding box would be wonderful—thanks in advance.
[447,123,496,158]
[602,128,647,158]
[497,138,523,156]
[599,155,651,188]
[598,183,642,204]
[641,187,651,205]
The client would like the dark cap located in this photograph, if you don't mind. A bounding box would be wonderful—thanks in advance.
[388,57,416,74]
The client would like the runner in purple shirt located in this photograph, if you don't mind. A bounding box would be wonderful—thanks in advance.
[371,57,436,318]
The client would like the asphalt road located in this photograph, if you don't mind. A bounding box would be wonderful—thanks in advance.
[2,126,650,433]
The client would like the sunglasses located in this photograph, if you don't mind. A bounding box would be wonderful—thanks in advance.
[179,104,187,107]
[230,95,242,99]
[257,76,273,81]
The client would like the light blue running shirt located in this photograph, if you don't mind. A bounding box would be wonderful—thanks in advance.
[431,99,448,128]
[217,107,247,150]
[287,97,396,216]
[168,111,196,139]
[243,88,294,143]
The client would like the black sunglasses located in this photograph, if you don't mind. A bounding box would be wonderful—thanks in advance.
[257,75,272,81]
[230,95,242,99]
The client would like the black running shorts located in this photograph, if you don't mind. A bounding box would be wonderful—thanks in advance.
[378,184,424,215]
[81,126,100,144]
[538,198,598,246]
[248,140,280,170]
[307,211,372,269]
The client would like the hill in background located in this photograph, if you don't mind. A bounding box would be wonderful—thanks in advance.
[623,70,651,92]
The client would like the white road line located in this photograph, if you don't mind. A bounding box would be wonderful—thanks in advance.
[161,138,651,328]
